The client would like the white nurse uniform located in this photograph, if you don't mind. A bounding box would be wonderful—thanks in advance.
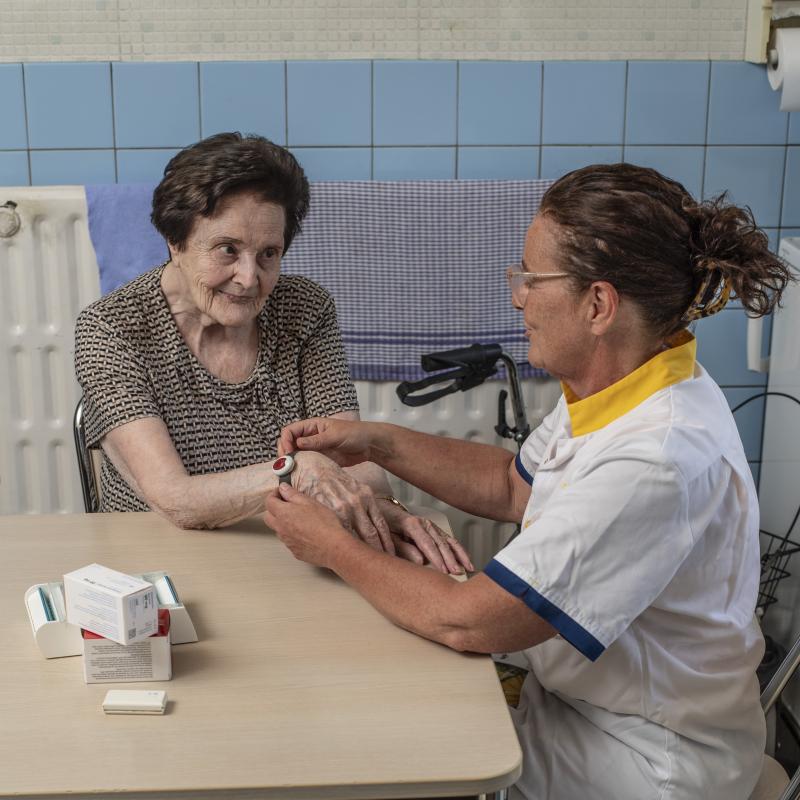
[485,331,765,800]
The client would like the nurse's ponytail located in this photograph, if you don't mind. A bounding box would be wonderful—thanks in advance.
[539,163,793,339]
[682,195,790,322]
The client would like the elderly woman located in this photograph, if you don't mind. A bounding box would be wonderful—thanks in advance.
[74,133,471,575]
[267,164,792,799]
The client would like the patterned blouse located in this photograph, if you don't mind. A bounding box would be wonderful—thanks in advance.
[74,265,359,512]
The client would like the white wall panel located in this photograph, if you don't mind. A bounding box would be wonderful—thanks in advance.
[0,0,749,63]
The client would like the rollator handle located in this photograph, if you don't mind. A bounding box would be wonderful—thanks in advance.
[420,343,504,373]
[396,363,498,407]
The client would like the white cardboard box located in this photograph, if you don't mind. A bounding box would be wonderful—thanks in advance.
[24,571,197,659]
[83,609,172,684]
[64,563,157,646]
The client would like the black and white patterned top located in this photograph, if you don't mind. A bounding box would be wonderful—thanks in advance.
[74,265,359,512]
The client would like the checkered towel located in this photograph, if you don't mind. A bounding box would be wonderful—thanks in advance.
[87,180,552,381]
[283,180,552,380]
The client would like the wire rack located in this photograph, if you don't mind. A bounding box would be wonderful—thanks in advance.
[730,391,800,620]
[758,529,800,618]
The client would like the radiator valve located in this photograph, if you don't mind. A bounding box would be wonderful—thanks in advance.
[0,201,21,238]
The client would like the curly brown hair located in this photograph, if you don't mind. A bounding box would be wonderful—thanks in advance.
[538,163,793,338]
[151,132,310,253]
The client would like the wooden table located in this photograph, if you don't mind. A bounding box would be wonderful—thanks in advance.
[1,512,522,799]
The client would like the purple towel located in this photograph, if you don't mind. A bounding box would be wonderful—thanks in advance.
[86,183,166,295]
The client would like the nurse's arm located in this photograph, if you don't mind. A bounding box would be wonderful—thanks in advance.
[281,419,533,523]
[340,553,557,653]
[266,484,556,654]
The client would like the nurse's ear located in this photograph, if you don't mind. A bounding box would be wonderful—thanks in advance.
[584,280,619,336]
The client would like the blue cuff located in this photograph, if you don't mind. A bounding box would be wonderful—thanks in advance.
[484,559,605,662]
[515,453,533,485]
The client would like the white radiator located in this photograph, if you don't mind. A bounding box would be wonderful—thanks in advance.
[0,186,561,568]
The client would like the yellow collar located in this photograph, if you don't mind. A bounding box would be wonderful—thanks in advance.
[563,330,696,437]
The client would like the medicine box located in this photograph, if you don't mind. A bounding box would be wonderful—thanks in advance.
[83,609,172,684]
[64,563,157,646]
[24,570,197,659]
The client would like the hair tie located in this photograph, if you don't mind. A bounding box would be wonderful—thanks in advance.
[682,272,732,323]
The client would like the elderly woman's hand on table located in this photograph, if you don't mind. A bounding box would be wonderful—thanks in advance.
[265,482,473,577]
[280,418,474,575]
[374,496,474,575]
[291,450,394,555]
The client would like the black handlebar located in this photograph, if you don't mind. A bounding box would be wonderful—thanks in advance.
[396,343,530,448]
[420,343,504,373]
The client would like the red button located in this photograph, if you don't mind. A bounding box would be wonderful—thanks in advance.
[273,457,286,470]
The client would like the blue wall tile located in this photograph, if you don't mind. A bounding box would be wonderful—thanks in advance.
[625,61,709,145]
[0,64,27,149]
[288,61,370,147]
[25,62,113,149]
[290,147,371,181]
[0,151,29,185]
[113,63,200,148]
[790,113,800,144]
[116,149,180,183]
[201,62,285,143]
[782,147,800,227]
[374,62,457,146]
[708,62,788,145]
[373,147,455,180]
[765,228,779,253]
[704,146,785,228]
[749,462,760,488]
[457,146,538,179]
[540,146,622,179]
[458,61,541,146]
[542,62,625,145]
[623,146,704,200]
[723,387,765,461]
[30,150,115,185]
[694,309,768,387]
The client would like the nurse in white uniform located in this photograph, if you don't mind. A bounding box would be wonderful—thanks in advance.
[265,163,793,799]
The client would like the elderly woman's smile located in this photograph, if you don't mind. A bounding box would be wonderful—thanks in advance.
[164,189,286,329]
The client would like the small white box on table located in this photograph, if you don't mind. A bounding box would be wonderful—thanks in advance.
[64,563,157,646]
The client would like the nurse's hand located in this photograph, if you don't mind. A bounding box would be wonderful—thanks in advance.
[266,483,351,570]
[279,417,378,467]
[291,450,395,556]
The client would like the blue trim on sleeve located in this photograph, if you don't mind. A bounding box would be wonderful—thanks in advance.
[515,452,534,485]
[484,559,605,662]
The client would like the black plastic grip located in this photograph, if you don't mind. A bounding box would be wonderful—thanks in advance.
[420,343,503,373]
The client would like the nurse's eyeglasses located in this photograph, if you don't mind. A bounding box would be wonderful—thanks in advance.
[506,263,571,305]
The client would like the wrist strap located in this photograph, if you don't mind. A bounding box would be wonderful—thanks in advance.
[376,495,410,514]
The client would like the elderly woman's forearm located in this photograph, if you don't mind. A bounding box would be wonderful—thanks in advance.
[145,464,278,529]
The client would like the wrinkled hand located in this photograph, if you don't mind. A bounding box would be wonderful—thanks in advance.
[379,500,475,575]
[279,417,376,467]
[265,483,351,569]
[291,450,394,556]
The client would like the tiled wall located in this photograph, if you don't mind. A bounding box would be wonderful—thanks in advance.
[0,57,793,483]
